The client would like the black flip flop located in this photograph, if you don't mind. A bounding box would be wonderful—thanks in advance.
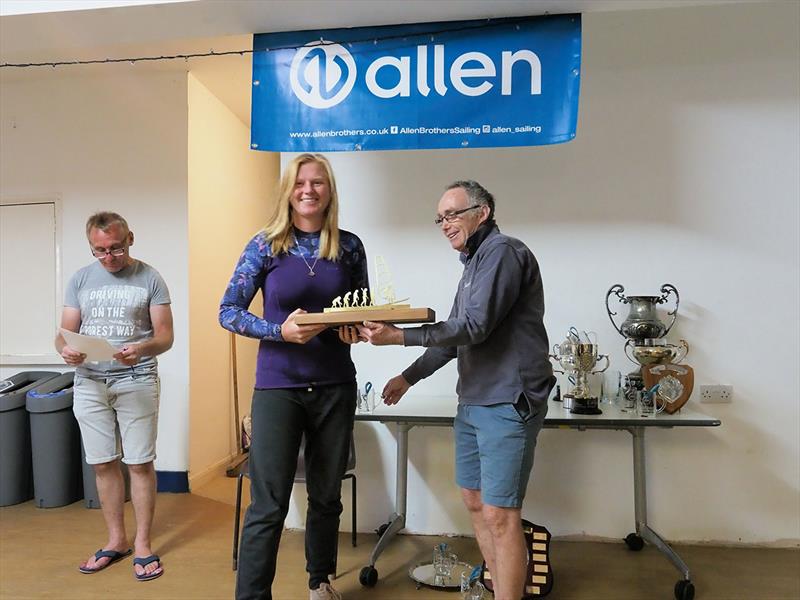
[78,548,133,574]
[133,555,164,581]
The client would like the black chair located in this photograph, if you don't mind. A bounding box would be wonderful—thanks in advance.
[232,436,357,571]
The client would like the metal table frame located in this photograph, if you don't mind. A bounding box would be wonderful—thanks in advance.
[354,397,720,598]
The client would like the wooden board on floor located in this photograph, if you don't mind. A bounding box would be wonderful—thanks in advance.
[295,307,435,326]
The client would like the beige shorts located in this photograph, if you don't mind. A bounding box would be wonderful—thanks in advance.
[73,373,160,465]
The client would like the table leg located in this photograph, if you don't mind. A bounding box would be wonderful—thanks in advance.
[632,427,648,530]
[396,422,409,517]
[630,426,691,582]
[364,423,411,572]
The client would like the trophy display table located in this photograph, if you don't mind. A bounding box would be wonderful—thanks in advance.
[354,396,720,600]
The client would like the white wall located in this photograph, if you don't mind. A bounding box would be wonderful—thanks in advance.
[283,1,800,544]
[0,70,191,472]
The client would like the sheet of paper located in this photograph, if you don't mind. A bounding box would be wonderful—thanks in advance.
[59,328,118,362]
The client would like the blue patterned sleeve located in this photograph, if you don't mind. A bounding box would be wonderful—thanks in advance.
[219,233,283,341]
[349,234,370,291]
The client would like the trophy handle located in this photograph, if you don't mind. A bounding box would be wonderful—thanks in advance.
[646,385,668,414]
[658,283,680,335]
[548,355,565,374]
[623,339,639,366]
[592,354,610,374]
[673,339,689,364]
[654,388,668,414]
[605,284,627,337]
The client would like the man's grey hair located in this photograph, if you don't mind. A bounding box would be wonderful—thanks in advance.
[446,180,495,221]
[85,211,130,238]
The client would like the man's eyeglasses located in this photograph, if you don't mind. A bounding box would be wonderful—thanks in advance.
[434,205,481,226]
[91,247,127,259]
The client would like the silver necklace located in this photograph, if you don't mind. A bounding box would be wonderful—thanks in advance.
[293,234,319,277]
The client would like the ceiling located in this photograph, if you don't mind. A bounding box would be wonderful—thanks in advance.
[0,0,755,125]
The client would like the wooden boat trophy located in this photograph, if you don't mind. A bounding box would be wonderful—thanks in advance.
[295,255,435,326]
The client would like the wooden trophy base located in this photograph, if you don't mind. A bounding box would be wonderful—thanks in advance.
[294,306,435,326]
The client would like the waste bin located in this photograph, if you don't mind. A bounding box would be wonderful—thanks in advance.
[0,371,60,506]
[26,372,83,508]
[81,444,130,509]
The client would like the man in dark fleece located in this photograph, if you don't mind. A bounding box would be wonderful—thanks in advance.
[359,180,554,600]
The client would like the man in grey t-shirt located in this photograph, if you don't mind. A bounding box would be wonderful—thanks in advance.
[359,181,554,600]
[56,212,173,582]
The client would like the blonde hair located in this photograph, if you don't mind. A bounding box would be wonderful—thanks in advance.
[264,153,340,261]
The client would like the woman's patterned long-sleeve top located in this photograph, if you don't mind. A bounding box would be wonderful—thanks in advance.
[219,227,369,389]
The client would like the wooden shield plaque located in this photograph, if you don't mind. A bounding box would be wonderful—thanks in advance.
[642,363,694,414]
[480,520,553,598]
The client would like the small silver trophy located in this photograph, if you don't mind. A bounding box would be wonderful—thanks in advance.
[550,330,609,415]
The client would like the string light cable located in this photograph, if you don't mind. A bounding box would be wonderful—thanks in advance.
[0,15,557,69]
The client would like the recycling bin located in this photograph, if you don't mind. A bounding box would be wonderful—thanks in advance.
[25,372,83,508]
[81,444,130,509]
[0,371,60,506]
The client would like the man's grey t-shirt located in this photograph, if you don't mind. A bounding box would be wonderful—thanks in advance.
[64,260,171,379]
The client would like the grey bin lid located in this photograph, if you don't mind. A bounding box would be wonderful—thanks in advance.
[0,371,60,413]
[26,372,76,413]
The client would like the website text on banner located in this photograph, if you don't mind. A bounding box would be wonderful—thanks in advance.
[251,15,582,153]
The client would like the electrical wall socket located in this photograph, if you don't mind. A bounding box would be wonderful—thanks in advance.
[699,384,733,403]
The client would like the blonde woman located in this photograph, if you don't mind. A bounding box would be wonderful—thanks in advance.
[220,154,367,600]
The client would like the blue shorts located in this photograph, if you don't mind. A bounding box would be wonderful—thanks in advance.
[454,398,546,508]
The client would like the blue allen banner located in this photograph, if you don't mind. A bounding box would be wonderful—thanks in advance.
[251,15,581,152]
